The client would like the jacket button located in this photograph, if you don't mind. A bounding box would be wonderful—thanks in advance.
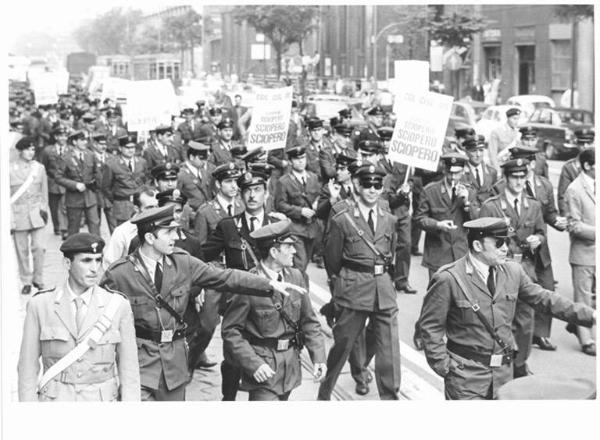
[77,372,82,378]
[77,358,83,362]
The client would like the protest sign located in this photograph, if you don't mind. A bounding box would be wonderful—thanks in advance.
[125,79,179,132]
[54,69,70,95]
[101,77,131,103]
[387,90,453,172]
[390,60,430,114]
[86,66,111,95]
[246,86,293,151]
[31,73,58,105]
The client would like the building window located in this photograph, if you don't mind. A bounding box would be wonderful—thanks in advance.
[483,45,501,81]
[149,63,157,79]
[174,63,180,79]
[551,39,572,91]
[158,62,165,79]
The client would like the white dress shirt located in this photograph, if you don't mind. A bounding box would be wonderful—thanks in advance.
[357,201,377,232]
[66,282,93,322]
[245,210,264,231]
[505,190,522,215]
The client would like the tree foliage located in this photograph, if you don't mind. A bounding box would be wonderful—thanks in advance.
[163,10,203,50]
[232,5,318,79]
[73,8,143,55]
[554,5,594,22]
[393,5,436,59]
[429,9,487,48]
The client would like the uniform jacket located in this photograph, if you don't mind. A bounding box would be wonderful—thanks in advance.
[415,179,476,270]
[100,248,274,391]
[10,159,49,231]
[39,144,69,195]
[142,141,182,172]
[461,163,497,208]
[286,116,306,149]
[197,122,218,144]
[193,197,245,243]
[478,192,548,272]
[104,125,128,154]
[418,255,594,398]
[304,139,330,178]
[319,139,351,181]
[380,158,411,219]
[558,157,581,216]
[222,265,325,395]
[177,120,203,143]
[17,285,140,402]
[274,171,321,239]
[209,140,235,165]
[565,173,595,266]
[202,211,275,270]
[54,149,101,208]
[352,125,381,150]
[176,162,215,211]
[316,181,355,221]
[102,154,148,202]
[325,201,397,312]
[94,153,113,209]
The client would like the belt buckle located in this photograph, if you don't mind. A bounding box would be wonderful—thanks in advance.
[374,264,384,275]
[161,330,174,343]
[276,339,289,351]
[490,354,503,368]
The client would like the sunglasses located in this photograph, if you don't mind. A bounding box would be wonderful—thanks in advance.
[487,236,509,248]
[361,181,383,190]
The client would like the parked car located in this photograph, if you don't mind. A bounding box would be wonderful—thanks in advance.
[474,104,531,141]
[522,107,595,159]
[303,94,367,130]
[451,101,478,127]
[506,94,555,116]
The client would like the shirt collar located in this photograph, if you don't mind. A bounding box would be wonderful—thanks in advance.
[138,248,162,268]
[356,199,377,219]
[505,189,521,205]
[216,194,234,212]
[245,210,264,226]
[66,282,94,306]
[260,262,282,281]
[468,252,492,283]
[292,170,307,182]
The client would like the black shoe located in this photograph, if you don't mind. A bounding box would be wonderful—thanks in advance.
[21,285,32,295]
[32,282,45,290]
[413,334,424,351]
[565,322,578,335]
[54,230,60,236]
[61,232,69,240]
[532,336,557,351]
[411,250,423,256]
[513,364,533,378]
[355,382,369,396]
[395,281,417,294]
[582,343,596,356]
[194,353,217,370]
[364,370,373,384]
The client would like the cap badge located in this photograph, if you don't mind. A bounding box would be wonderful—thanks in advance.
[369,165,375,173]
[173,189,181,198]
[517,158,523,166]
[451,157,457,164]
[245,172,252,180]
[229,163,235,169]
[166,163,172,170]
[91,242,98,253]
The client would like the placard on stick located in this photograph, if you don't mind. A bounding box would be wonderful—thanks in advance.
[246,86,293,151]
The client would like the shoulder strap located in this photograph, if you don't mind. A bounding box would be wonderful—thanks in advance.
[10,162,40,204]
[342,211,385,259]
[37,292,122,391]
[444,269,512,354]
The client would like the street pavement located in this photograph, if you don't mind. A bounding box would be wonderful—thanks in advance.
[6,159,595,401]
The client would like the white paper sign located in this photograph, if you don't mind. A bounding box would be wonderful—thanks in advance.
[388,90,454,171]
[390,60,430,114]
[246,86,293,151]
[101,77,132,102]
[125,79,179,132]
[54,69,70,95]
[32,74,58,105]
[87,66,111,94]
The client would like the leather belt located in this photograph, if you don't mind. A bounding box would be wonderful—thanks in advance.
[135,326,186,343]
[342,259,386,275]
[247,335,296,351]
[447,340,513,368]
[113,196,133,202]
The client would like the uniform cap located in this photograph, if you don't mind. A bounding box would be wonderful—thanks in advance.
[501,158,529,176]
[60,232,105,255]
[153,125,173,136]
[151,163,180,180]
[307,118,324,131]
[15,136,36,150]
[506,107,521,118]
[130,205,179,229]
[52,125,68,136]
[212,162,242,181]
[338,108,352,119]
[188,141,210,158]
[462,137,484,150]
[250,218,297,246]
[208,107,223,116]
[92,132,107,142]
[348,159,364,176]
[354,164,386,181]
[217,118,234,130]
[68,130,87,143]
[441,152,468,171]
[377,127,394,141]
[357,139,382,154]
[333,123,353,137]
[119,134,137,147]
[247,162,275,180]
[242,147,267,164]
[286,145,306,159]
[231,144,248,157]
[497,375,596,400]
[156,188,187,206]
[366,105,384,116]
[509,145,538,161]
[335,149,358,166]
[519,126,537,139]
[237,170,266,190]
[81,112,96,122]
[181,107,195,115]
[454,125,476,138]
[463,217,510,239]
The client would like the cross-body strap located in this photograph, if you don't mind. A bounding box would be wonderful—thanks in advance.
[10,162,40,204]
[444,268,512,354]
[37,292,122,392]
[342,211,385,259]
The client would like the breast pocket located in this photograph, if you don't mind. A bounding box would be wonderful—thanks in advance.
[92,329,121,364]
[502,292,518,322]
[40,326,72,358]
[454,300,476,325]
[129,295,155,320]
[431,207,448,220]
[168,284,188,312]
[251,306,281,335]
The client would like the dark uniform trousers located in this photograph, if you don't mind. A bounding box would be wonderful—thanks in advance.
[479,193,547,369]
[100,248,274,401]
[102,155,148,226]
[54,151,101,236]
[274,171,321,272]
[40,144,68,234]
[318,204,401,400]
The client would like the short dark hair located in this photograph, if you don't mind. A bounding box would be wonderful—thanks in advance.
[133,186,156,208]
[187,148,206,159]
[257,242,280,260]
[579,148,595,168]
[137,222,160,245]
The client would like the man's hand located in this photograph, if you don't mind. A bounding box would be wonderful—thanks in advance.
[554,216,568,230]
[300,207,316,219]
[456,184,469,200]
[267,212,288,222]
[526,234,541,250]
[281,160,289,168]
[75,182,86,192]
[253,363,276,383]
[397,182,411,195]
[269,280,307,297]
[437,220,457,232]
[195,289,205,313]
[328,179,341,202]
[313,363,327,382]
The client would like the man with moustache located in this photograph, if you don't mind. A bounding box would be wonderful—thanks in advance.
[176,140,215,212]
[144,125,182,171]
[319,122,355,181]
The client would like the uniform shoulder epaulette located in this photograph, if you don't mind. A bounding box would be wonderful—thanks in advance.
[483,194,501,204]
[107,256,131,271]
[171,247,191,256]
[33,286,56,297]
[103,285,128,299]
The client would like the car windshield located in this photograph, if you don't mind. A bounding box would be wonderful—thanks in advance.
[309,100,351,120]
[557,110,594,125]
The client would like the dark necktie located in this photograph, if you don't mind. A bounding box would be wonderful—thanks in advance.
[514,198,519,217]
[367,209,375,234]
[525,180,535,198]
[277,273,283,282]
[227,204,233,217]
[451,186,457,203]
[249,216,258,232]
[154,261,163,292]
[129,160,134,172]
[475,167,481,187]
[301,176,307,190]
[487,266,496,296]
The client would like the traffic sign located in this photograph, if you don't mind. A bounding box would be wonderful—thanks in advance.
[387,34,404,44]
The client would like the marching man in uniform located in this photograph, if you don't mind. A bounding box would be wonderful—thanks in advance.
[18,233,140,401]
[222,219,327,401]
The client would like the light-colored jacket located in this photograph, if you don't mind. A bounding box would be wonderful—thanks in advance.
[565,173,595,266]
[488,123,520,172]
[17,285,140,401]
[10,159,49,231]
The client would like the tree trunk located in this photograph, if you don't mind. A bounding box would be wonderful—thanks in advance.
[190,38,195,77]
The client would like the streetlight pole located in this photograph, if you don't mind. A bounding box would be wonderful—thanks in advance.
[372,21,404,84]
